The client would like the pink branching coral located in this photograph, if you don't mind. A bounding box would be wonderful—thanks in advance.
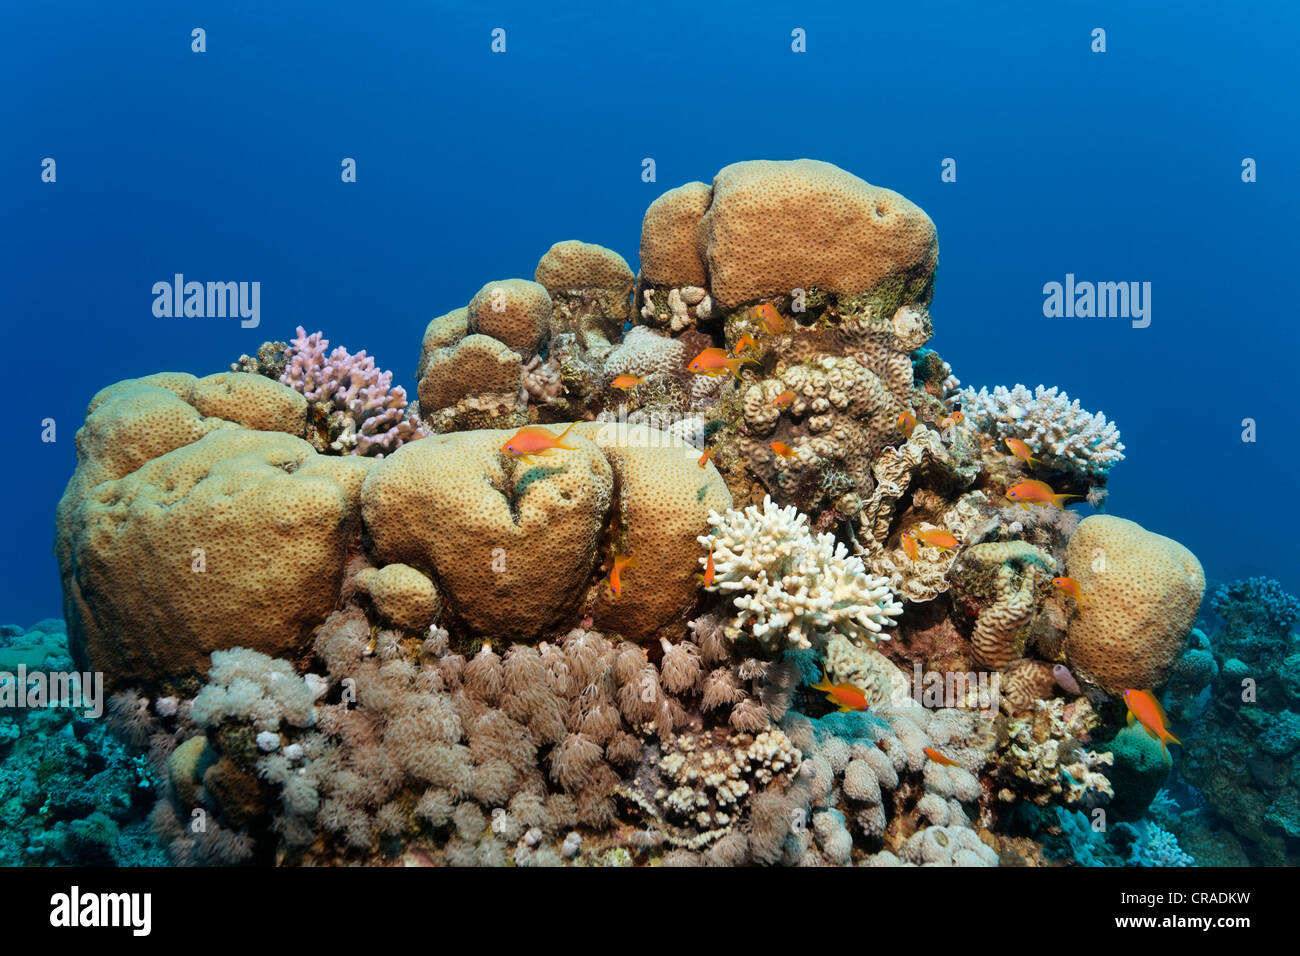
[280,326,426,456]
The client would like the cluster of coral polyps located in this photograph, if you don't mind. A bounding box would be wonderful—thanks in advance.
[57,159,1207,866]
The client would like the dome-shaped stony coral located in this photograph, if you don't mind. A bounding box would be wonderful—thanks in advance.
[1064,515,1205,694]
[534,240,634,294]
[59,429,374,689]
[355,563,442,631]
[697,159,938,309]
[638,181,712,287]
[467,279,552,353]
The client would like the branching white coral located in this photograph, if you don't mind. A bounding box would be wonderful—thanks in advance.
[960,384,1124,479]
[698,496,903,651]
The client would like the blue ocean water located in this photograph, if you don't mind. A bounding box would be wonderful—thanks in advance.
[2,0,1296,623]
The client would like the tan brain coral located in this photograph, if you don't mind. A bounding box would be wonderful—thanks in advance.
[1064,515,1205,694]
[191,371,307,435]
[356,563,442,631]
[418,334,522,411]
[467,279,552,353]
[697,159,938,309]
[535,241,634,293]
[639,181,712,287]
[58,429,374,689]
[417,307,469,380]
[575,422,732,641]
[360,429,614,641]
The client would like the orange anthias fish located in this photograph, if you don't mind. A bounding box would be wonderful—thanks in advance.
[733,333,760,354]
[700,542,715,588]
[1006,479,1081,511]
[1053,576,1093,603]
[773,389,796,409]
[608,553,637,597]
[943,410,964,428]
[810,672,871,713]
[769,441,798,459]
[697,447,713,468]
[901,530,920,561]
[912,529,960,553]
[896,410,918,438]
[1004,437,1043,467]
[610,374,645,391]
[752,303,786,335]
[502,421,579,456]
[924,747,960,767]
[1123,689,1181,759]
[688,347,756,379]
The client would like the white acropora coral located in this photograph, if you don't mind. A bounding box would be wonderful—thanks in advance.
[960,383,1125,479]
[698,496,903,652]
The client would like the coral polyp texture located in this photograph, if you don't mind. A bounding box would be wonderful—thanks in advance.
[44,157,1234,869]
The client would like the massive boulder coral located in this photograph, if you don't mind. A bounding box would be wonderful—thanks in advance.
[638,181,712,288]
[535,241,635,348]
[576,423,732,642]
[1063,515,1205,693]
[360,429,614,641]
[361,424,731,643]
[694,159,939,309]
[466,279,552,355]
[58,428,373,689]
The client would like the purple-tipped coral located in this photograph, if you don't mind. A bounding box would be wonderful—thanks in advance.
[281,326,426,456]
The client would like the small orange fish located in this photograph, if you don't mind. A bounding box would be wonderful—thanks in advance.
[697,447,713,468]
[1006,479,1080,511]
[912,529,959,552]
[502,421,579,456]
[733,333,760,354]
[752,303,785,335]
[701,542,715,588]
[688,347,757,379]
[896,410,918,438]
[1004,437,1043,467]
[608,553,637,597]
[769,441,798,459]
[943,410,964,428]
[924,747,960,767]
[773,389,796,409]
[1123,689,1181,759]
[810,672,871,712]
[610,374,645,390]
[901,530,920,561]
[1053,576,1092,603]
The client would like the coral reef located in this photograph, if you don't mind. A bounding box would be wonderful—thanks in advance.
[48,157,1221,869]
[1176,577,1300,865]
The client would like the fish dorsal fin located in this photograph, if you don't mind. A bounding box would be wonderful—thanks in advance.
[1149,692,1169,725]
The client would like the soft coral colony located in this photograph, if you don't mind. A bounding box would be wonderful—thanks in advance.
[54,159,1213,867]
